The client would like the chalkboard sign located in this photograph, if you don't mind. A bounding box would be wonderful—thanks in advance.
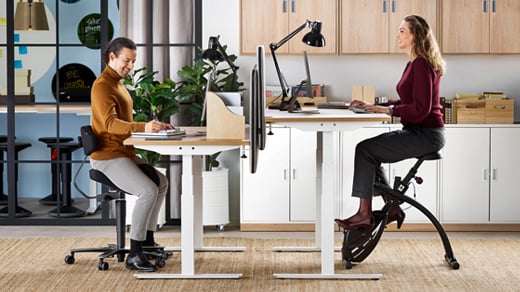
[51,63,96,103]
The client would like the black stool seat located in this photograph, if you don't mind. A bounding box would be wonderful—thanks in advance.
[40,141,83,218]
[418,151,442,161]
[38,137,75,206]
[0,142,32,218]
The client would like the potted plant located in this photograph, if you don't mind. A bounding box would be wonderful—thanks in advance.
[175,45,245,169]
[124,67,181,166]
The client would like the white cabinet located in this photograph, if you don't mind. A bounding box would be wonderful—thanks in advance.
[241,127,316,224]
[441,127,520,223]
[340,126,439,223]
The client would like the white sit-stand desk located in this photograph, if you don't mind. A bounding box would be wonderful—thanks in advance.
[265,108,390,279]
[124,127,248,279]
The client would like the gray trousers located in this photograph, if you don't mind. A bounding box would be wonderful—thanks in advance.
[352,126,445,199]
[90,156,168,241]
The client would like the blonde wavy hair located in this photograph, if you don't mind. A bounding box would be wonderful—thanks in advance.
[404,15,446,76]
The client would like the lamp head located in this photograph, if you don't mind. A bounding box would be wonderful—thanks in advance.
[302,21,325,47]
[14,0,49,31]
[201,36,224,61]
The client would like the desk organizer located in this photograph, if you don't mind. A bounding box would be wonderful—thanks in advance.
[206,91,245,140]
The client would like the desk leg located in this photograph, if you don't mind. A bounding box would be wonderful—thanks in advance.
[135,154,242,279]
[274,131,382,280]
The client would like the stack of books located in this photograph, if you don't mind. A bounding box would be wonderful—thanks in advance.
[0,69,35,104]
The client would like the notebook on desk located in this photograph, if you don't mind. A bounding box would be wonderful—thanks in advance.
[131,128,186,137]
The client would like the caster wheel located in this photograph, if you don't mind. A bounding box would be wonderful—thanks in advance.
[217,225,225,232]
[156,259,166,268]
[64,255,75,265]
[98,261,109,271]
[344,260,353,270]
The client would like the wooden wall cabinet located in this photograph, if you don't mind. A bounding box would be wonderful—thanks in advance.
[240,0,338,55]
[340,0,438,54]
[441,0,520,53]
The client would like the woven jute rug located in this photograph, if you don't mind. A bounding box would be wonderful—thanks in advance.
[0,236,519,291]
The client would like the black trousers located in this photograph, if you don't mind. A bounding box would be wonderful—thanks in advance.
[351,126,445,199]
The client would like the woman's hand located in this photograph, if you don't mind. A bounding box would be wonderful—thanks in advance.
[145,120,175,133]
[350,99,391,114]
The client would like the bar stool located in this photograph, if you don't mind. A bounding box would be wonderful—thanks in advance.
[0,135,7,205]
[0,141,32,218]
[38,137,74,206]
[40,138,83,217]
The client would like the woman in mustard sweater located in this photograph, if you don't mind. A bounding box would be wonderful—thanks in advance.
[90,37,174,272]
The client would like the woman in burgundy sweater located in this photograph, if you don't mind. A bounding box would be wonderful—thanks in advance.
[335,15,446,231]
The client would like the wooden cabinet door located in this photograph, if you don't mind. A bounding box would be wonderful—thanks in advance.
[490,0,520,53]
[441,0,490,53]
[389,0,438,53]
[341,0,389,53]
[240,0,287,55]
[289,0,338,54]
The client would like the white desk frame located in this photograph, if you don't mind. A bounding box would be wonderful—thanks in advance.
[265,109,390,279]
[125,132,246,279]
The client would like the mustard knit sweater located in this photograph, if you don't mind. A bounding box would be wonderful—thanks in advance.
[90,66,146,160]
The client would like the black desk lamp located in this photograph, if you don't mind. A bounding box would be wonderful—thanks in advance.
[269,20,325,111]
[202,35,240,91]
[200,35,240,124]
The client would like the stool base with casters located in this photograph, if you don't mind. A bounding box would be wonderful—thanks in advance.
[340,152,460,270]
[0,142,32,218]
[64,169,170,270]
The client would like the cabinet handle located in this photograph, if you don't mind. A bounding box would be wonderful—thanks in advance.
[284,169,287,180]
[483,168,488,180]
[292,169,296,180]
[383,0,387,13]
[492,0,496,12]
[483,0,488,13]
[282,0,287,13]
[492,168,497,180]
[391,0,395,13]
[291,0,295,13]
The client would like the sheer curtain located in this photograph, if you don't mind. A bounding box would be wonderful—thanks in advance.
[118,1,197,219]
[118,0,195,82]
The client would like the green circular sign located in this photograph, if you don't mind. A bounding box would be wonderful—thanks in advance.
[77,13,114,49]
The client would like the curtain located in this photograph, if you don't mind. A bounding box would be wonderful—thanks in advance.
[118,0,194,82]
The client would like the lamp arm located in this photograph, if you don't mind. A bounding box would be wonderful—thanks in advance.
[269,20,311,51]
[269,45,288,99]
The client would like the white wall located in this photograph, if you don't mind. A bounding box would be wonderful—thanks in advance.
[204,0,520,120]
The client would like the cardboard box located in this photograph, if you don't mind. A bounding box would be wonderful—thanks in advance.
[454,98,514,124]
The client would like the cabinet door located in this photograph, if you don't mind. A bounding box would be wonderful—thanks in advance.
[289,0,338,54]
[441,0,490,53]
[389,0,438,53]
[489,0,520,53]
[341,0,389,53]
[441,127,489,222]
[490,128,520,222]
[389,158,438,223]
[240,0,287,55]
[241,127,290,222]
[289,128,317,221]
[341,127,389,218]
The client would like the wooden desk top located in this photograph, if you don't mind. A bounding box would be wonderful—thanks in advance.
[124,127,249,147]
